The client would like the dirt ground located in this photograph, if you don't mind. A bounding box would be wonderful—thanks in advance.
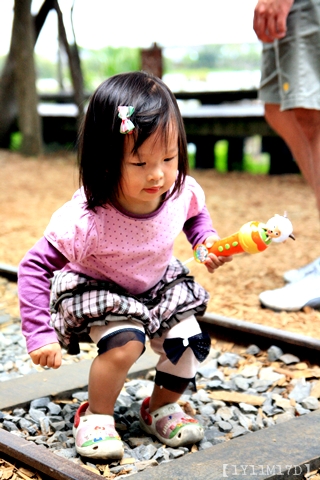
[1,148,320,339]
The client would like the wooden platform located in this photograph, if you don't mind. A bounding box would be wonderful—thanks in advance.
[37,95,298,174]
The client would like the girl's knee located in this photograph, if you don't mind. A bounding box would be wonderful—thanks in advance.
[162,330,211,366]
[109,340,144,364]
[97,328,146,361]
[97,340,144,373]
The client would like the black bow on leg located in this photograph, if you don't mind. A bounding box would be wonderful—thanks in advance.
[163,331,211,365]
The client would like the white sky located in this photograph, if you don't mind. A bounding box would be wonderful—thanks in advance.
[0,0,260,60]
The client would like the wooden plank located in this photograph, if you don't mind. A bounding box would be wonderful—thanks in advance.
[131,410,320,480]
[0,343,158,410]
[39,89,259,106]
[0,429,100,480]
[36,100,275,142]
[38,101,265,120]
[179,102,265,118]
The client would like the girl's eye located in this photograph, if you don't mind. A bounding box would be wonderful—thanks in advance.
[164,156,175,162]
[132,162,145,167]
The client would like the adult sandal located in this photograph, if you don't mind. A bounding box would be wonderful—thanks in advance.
[139,397,204,448]
[73,402,124,459]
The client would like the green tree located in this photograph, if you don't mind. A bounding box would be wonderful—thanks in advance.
[81,47,140,90]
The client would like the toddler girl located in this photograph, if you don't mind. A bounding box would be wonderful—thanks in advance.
[18,71,232,460]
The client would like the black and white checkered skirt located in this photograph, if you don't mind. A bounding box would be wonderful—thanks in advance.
[50,257,209,353]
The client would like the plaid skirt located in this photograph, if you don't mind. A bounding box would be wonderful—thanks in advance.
[50,257,209,354]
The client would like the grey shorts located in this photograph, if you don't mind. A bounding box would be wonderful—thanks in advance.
[259,0,320,111]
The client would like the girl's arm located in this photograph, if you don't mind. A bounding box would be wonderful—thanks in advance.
[18,237,68,354]
[183,205,218,247]
[183,205,232,273]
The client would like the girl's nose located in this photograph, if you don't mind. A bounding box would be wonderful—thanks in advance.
[147,167,163,182]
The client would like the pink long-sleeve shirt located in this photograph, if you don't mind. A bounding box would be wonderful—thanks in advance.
[18,176,217,353]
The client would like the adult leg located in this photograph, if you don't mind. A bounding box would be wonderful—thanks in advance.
[264,105,313,184]
[259,104,320,310]
[264,104,320,212]
[293,108,320,211]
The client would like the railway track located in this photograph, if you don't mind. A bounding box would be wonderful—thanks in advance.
[1,265,320,479]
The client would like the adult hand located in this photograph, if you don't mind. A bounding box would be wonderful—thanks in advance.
[30,342,62,369]
[253,0,294,42]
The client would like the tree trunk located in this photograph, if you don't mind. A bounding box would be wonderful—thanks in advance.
[54,0,84,128]
[0,0,84,151]
[0,0,55,149]
[0,50,17,147]
[12,0,42,155]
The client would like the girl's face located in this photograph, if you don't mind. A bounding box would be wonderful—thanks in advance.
[117,124,179,214]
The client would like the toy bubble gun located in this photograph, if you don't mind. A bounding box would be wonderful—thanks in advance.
[193,212,295,263]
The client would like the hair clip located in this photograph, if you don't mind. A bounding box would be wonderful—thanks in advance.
[118,106,135,134]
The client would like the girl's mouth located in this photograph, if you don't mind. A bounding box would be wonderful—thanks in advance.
[144,186,161,194]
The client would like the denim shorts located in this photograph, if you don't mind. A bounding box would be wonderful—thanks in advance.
[259,0,320,110]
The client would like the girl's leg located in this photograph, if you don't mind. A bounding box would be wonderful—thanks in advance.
[88,321,145,415]
[73,321,145,459]
[139,315,210,447]
[88,340,144,415]
[149,315,210,411]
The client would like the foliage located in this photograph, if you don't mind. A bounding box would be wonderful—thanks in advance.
[0,43,262,92]
[35,55,58,80]
[9,132,22,151]
[188,140,270,174]
[214,139,269,174]
[79,47,140,90]
[164,43,262,74]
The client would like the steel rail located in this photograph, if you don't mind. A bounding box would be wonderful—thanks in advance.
[0,263,18,281]
[200,312,320,352]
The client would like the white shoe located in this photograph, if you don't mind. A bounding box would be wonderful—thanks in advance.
[140,397,204,447]
[283,257,320,283]
[259,266,320,312]
[73,402,124,459]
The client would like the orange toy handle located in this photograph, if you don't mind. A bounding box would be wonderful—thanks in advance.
[208,233,244,256]
[193,232,243,262]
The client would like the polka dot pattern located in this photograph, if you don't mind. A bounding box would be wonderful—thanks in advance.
[45,177,208,295]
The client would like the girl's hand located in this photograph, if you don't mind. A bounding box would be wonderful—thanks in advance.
[203,235,233,274]
[30,342,62,369]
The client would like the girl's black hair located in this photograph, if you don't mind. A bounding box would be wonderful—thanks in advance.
[78,71,189,210]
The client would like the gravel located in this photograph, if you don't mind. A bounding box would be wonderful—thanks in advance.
[1,312,320,478]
